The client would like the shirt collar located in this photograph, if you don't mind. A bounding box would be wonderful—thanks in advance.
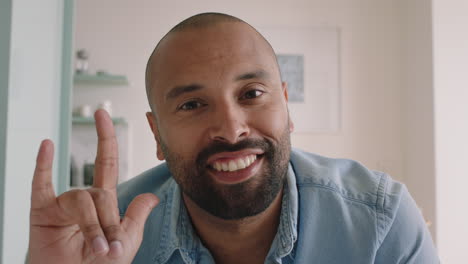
[153,180,203,264]
[266,163,299,263]
[154,163,299,264]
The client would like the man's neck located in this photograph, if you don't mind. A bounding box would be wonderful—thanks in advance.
[182,189,283,264]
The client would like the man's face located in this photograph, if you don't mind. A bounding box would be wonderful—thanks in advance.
[146,22,293,220]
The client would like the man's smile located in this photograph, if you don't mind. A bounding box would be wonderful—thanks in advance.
[211,154,257,172]
[205,149,265,184]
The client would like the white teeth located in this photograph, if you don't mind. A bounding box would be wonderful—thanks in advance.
[211,154,258,172]
[221,163,229,171]
[228,161,237,171]
[237,159,246,169]
[250,155,256,164]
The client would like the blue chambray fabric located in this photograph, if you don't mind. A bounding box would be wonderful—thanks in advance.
[117,148,439,263]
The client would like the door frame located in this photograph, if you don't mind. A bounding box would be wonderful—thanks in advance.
[57,0,75,194]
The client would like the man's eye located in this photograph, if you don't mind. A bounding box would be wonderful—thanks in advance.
[178,100,204,111]
[241,89,264,100]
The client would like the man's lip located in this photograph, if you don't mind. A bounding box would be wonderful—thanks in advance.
[206,149,265,165]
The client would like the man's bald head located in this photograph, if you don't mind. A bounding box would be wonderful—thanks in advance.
[145,12,279,113]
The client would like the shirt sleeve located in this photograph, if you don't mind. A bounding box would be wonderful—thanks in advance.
[374,183,439,263]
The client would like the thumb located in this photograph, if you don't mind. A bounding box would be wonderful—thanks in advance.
[121,193,159,237]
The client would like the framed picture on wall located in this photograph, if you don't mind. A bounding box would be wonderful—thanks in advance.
[258,27,341,133]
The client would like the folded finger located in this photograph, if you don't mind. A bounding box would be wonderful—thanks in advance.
[58,189,111,256]
[87,188,121,239]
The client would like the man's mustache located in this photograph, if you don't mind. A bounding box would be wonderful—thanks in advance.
[196,138,271,167]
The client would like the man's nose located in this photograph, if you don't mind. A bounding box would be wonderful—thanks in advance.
[208,104,250,144]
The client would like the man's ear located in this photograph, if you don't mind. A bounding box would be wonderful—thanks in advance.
[281,82,295,133]
[282,81,289,102]
[288,116,295,133]
[146,112,165,160]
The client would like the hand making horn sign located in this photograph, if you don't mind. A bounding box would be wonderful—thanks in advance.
[28,110,159,264]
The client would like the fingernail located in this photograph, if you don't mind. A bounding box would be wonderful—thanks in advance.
[109,240,123,257]
[92,236,109,255]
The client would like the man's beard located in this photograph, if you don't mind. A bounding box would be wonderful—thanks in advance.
[160,126,291,220]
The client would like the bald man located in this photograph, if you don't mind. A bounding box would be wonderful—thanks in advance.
[29,13,438,264]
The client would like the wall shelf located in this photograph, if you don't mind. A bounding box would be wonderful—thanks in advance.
[74,73,129,85]
[71,115,130,188]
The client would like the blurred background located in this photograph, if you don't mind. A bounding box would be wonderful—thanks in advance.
[1,0,467,263]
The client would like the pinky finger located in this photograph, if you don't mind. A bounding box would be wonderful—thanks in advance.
[31,140,56,209]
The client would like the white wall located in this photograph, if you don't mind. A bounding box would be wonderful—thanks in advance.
[402,0,436,239]
[432,0,468,262]
[74,0,406,185]
[2,1,64,263]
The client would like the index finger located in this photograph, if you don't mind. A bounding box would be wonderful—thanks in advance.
[93,109,119,190]
[31,139,56,209]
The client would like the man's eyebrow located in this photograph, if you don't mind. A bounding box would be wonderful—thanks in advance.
[165,84,204,100]
[234,70,269,81]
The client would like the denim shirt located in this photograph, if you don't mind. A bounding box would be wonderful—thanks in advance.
[117,148,439,263]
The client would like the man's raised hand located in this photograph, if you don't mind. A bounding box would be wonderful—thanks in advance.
[28,110,159,264]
